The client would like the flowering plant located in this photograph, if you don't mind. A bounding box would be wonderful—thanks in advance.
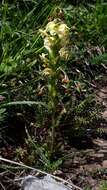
[40,19,70,153]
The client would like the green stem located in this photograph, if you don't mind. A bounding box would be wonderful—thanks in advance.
[48,76,57,154]
[51,110,55,154]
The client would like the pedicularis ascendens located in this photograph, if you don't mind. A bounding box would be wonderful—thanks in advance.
[40,19,70,154]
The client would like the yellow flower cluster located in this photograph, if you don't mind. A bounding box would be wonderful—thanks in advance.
[40,19,69,54]
[46,19,69,40]
[40,19,70,76]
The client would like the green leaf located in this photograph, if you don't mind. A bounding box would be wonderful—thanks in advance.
[1,101,48,108]
[91,53,107,65]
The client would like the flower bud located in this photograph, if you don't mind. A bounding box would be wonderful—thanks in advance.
[62,74,69,83]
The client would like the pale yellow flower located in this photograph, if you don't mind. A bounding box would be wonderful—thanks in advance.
[59,47,69,60]
[39,29,48,38]
[44,36,55,53]
[57,23,69,39]
[40,53,49,67]
[40,53,47,61]
[45,20,69,40]
[42,68,53,76]
[46,21,57,36]
[40,19,70,59]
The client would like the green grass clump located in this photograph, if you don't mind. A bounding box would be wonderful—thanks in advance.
[100,181,107,190]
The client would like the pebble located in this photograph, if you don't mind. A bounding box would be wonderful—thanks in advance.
[102,160,107,168]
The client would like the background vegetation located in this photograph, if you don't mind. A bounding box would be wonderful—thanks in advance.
[0,0,107,188]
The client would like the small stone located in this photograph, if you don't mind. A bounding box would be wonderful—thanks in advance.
[93,139,104,145]
[22,175,71,190]
[102,160,107,168]
[102,111,107,120]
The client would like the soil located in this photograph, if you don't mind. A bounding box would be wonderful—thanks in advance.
[62,138,107,189]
